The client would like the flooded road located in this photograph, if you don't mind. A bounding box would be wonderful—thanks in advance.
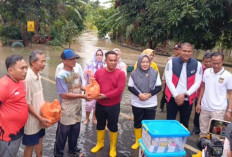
[0,31,232,157]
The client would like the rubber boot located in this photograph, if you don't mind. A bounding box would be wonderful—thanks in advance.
[192,151,202,157]
[109,131,118,157]
[91,130,105,153]
[131,128,142,149]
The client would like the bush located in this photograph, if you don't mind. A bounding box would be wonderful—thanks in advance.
[0,25,22,39]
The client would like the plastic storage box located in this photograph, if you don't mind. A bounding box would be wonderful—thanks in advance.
[141,120,190,154]
[139,139,186,157]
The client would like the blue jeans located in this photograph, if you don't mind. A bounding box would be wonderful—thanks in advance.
[54,122,80,157]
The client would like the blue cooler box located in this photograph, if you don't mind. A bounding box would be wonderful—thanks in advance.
[141,120,190,154]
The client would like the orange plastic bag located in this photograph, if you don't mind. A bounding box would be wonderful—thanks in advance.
[41,99,61,127]
[86,71,100,99]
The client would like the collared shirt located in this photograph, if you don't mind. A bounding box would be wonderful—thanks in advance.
[165,59,202,98]
[201,67,232,111]
[24,68,45,135]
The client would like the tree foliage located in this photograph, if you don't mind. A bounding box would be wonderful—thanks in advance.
[106,0,232,49]
[0,0,87,47]
[94,7,115,38]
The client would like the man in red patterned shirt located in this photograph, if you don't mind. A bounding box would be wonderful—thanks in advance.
[0,55,28,157]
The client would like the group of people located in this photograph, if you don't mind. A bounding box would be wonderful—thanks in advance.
[0,48,127,157]
[0,42,232,157]
[0,51,50,157]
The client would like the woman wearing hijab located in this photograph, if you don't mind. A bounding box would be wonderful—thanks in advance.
[134,49,159,73]
[113,48,127,76]
[83,49,105,125]
[128,54,162,149]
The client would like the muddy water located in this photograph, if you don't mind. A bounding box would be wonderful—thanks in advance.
[1,31,232,157]
[1,31,167,157]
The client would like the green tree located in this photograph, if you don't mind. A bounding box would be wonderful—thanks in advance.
[110,0,232,50]
[0,0,86,47]
[63,20,80,48]
[94,7,116,38]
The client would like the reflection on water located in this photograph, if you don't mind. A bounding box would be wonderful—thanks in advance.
[0,31,152,79]
[0,31,156,157]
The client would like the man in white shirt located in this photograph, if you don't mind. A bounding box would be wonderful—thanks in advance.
[165,42,202,128]
[23,50,50,157]
[196,52,232,137]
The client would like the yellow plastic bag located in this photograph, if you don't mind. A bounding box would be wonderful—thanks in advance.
[41,99,61,127]
[86,71,100,99]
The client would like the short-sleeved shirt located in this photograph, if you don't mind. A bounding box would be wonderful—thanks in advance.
[56,67,83,125]
[128,73,162,108]
[55,63,86,85]
[201,68,232,111]
[24,68,45,135]
[0,75,28,141]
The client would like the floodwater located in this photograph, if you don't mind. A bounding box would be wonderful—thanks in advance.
[0,31,232,157]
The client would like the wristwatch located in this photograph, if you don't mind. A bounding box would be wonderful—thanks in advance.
[184,93,188,98]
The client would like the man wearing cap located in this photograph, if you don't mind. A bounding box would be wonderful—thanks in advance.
[54,49,90,157]
[158,44,180,113]
[165,42,202,129]
[196,52,232,137]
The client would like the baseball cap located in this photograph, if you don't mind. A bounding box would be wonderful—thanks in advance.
[61,49,79,60]
[174,44,181,49]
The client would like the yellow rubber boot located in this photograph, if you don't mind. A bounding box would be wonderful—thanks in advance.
[91,130,105,153]
[192,151,202,157]
[131,128,142,149]
[109,131,118,157]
